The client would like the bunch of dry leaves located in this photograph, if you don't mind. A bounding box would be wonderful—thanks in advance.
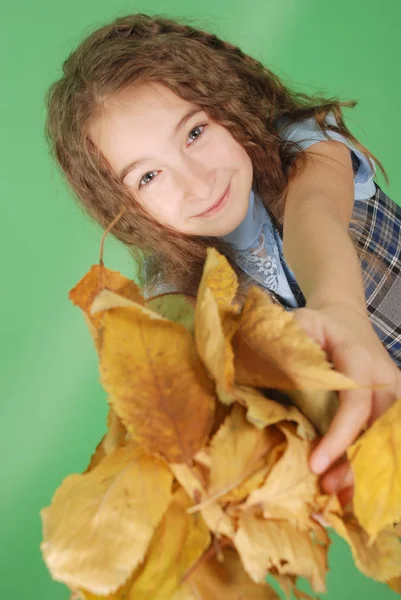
[40,242,401,600]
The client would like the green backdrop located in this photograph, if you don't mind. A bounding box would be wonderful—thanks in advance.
[1,0,400,598]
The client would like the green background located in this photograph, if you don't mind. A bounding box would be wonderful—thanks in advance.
[1,0,400,598]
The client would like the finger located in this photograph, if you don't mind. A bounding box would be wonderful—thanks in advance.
[368,364,398,425]
[320,459,354,495]
[309,344,372,474]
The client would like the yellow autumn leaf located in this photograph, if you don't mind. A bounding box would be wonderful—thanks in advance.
[173,548,281,599]
[270,574,317,600]
[40,442,173,595]
[209,403,286,503]
[196,287,237,404]
[51,247,401,600]
[170,462,234,538]
[69,264,144,317]
[126,487,210,599]
[195,249,240,404]
[325,509,401,582]
[284,388,339,436]
[90,288,145,313]
[91,296,215,463]
[85,408,128,473]
[74,594,114,600]
[246,423,319,532]
[234,285,357,391]
[69,265,144,352]
[234,384,316,441]
[234,509,328,593]
[147,293,195,333]
[197,248,239,317]
[347,397,401,543]
[73,578,131,600]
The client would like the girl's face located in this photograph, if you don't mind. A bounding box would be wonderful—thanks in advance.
[89,82,253,237]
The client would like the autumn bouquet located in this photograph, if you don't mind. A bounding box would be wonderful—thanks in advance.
[40,221,401,599]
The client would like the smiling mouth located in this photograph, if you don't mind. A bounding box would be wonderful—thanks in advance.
[195,184,230,217]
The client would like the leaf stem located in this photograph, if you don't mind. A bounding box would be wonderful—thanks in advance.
[180,537,231,584]
[99,206,127,266]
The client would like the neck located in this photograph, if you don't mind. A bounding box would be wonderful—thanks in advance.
[220,188,266,250]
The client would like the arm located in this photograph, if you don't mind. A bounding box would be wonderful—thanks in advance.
[281,141,401,503]
[282,140,389,359]
[282,140,366,313]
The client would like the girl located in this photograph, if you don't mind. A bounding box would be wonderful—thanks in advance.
[45,13,401,504]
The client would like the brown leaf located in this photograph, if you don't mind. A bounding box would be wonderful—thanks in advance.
[170,463,235,538]
[347,397,401,543]
[195,249,241,404]
[234,510,328,593]
[91,295,215,462]
[234,385,316,441]
[209,404,286,503]
[69,265,144,316]
[387,576,401,594]
[325,510,401,582]
[127,488,210,599]
[40,443,173,595]
[173,548,281,599]
[234,286,357,391]
[246,423,319,531]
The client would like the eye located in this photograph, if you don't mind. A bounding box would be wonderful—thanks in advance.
[188,123,207,144]
[138,123,208,190]
[139,171,158,189]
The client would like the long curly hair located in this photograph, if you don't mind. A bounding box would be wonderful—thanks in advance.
[44,12,388,300]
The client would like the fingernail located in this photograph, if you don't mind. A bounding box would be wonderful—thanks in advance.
[311,454,330,475]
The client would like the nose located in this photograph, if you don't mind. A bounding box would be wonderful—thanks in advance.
[173,153,214,203]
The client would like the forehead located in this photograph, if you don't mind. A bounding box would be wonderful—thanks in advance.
[90,82,192,139]
[88,82,200,176]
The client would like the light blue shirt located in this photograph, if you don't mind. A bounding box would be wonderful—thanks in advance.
[221,113,376,307]
[276,112,376,200]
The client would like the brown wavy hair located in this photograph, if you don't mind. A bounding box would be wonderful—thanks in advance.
[44,12,388,301]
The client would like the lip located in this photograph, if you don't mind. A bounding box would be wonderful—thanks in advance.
[195,183,230,217]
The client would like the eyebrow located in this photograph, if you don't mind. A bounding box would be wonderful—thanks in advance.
[119,107,204,181]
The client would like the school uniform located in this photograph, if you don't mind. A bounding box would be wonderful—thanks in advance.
[221,114,401,367]
[149,114,401,367]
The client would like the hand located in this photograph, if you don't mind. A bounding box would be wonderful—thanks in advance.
[293,302,401,505]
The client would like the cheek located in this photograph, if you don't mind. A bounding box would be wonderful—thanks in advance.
[143,193,182,226]
[216,131,251,168]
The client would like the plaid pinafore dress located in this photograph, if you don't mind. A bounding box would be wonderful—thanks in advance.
[229,113,401,369]
[148,181,401,368]
[233,181,401,369]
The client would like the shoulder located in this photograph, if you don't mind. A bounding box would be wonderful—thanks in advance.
[277,112,376,200]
